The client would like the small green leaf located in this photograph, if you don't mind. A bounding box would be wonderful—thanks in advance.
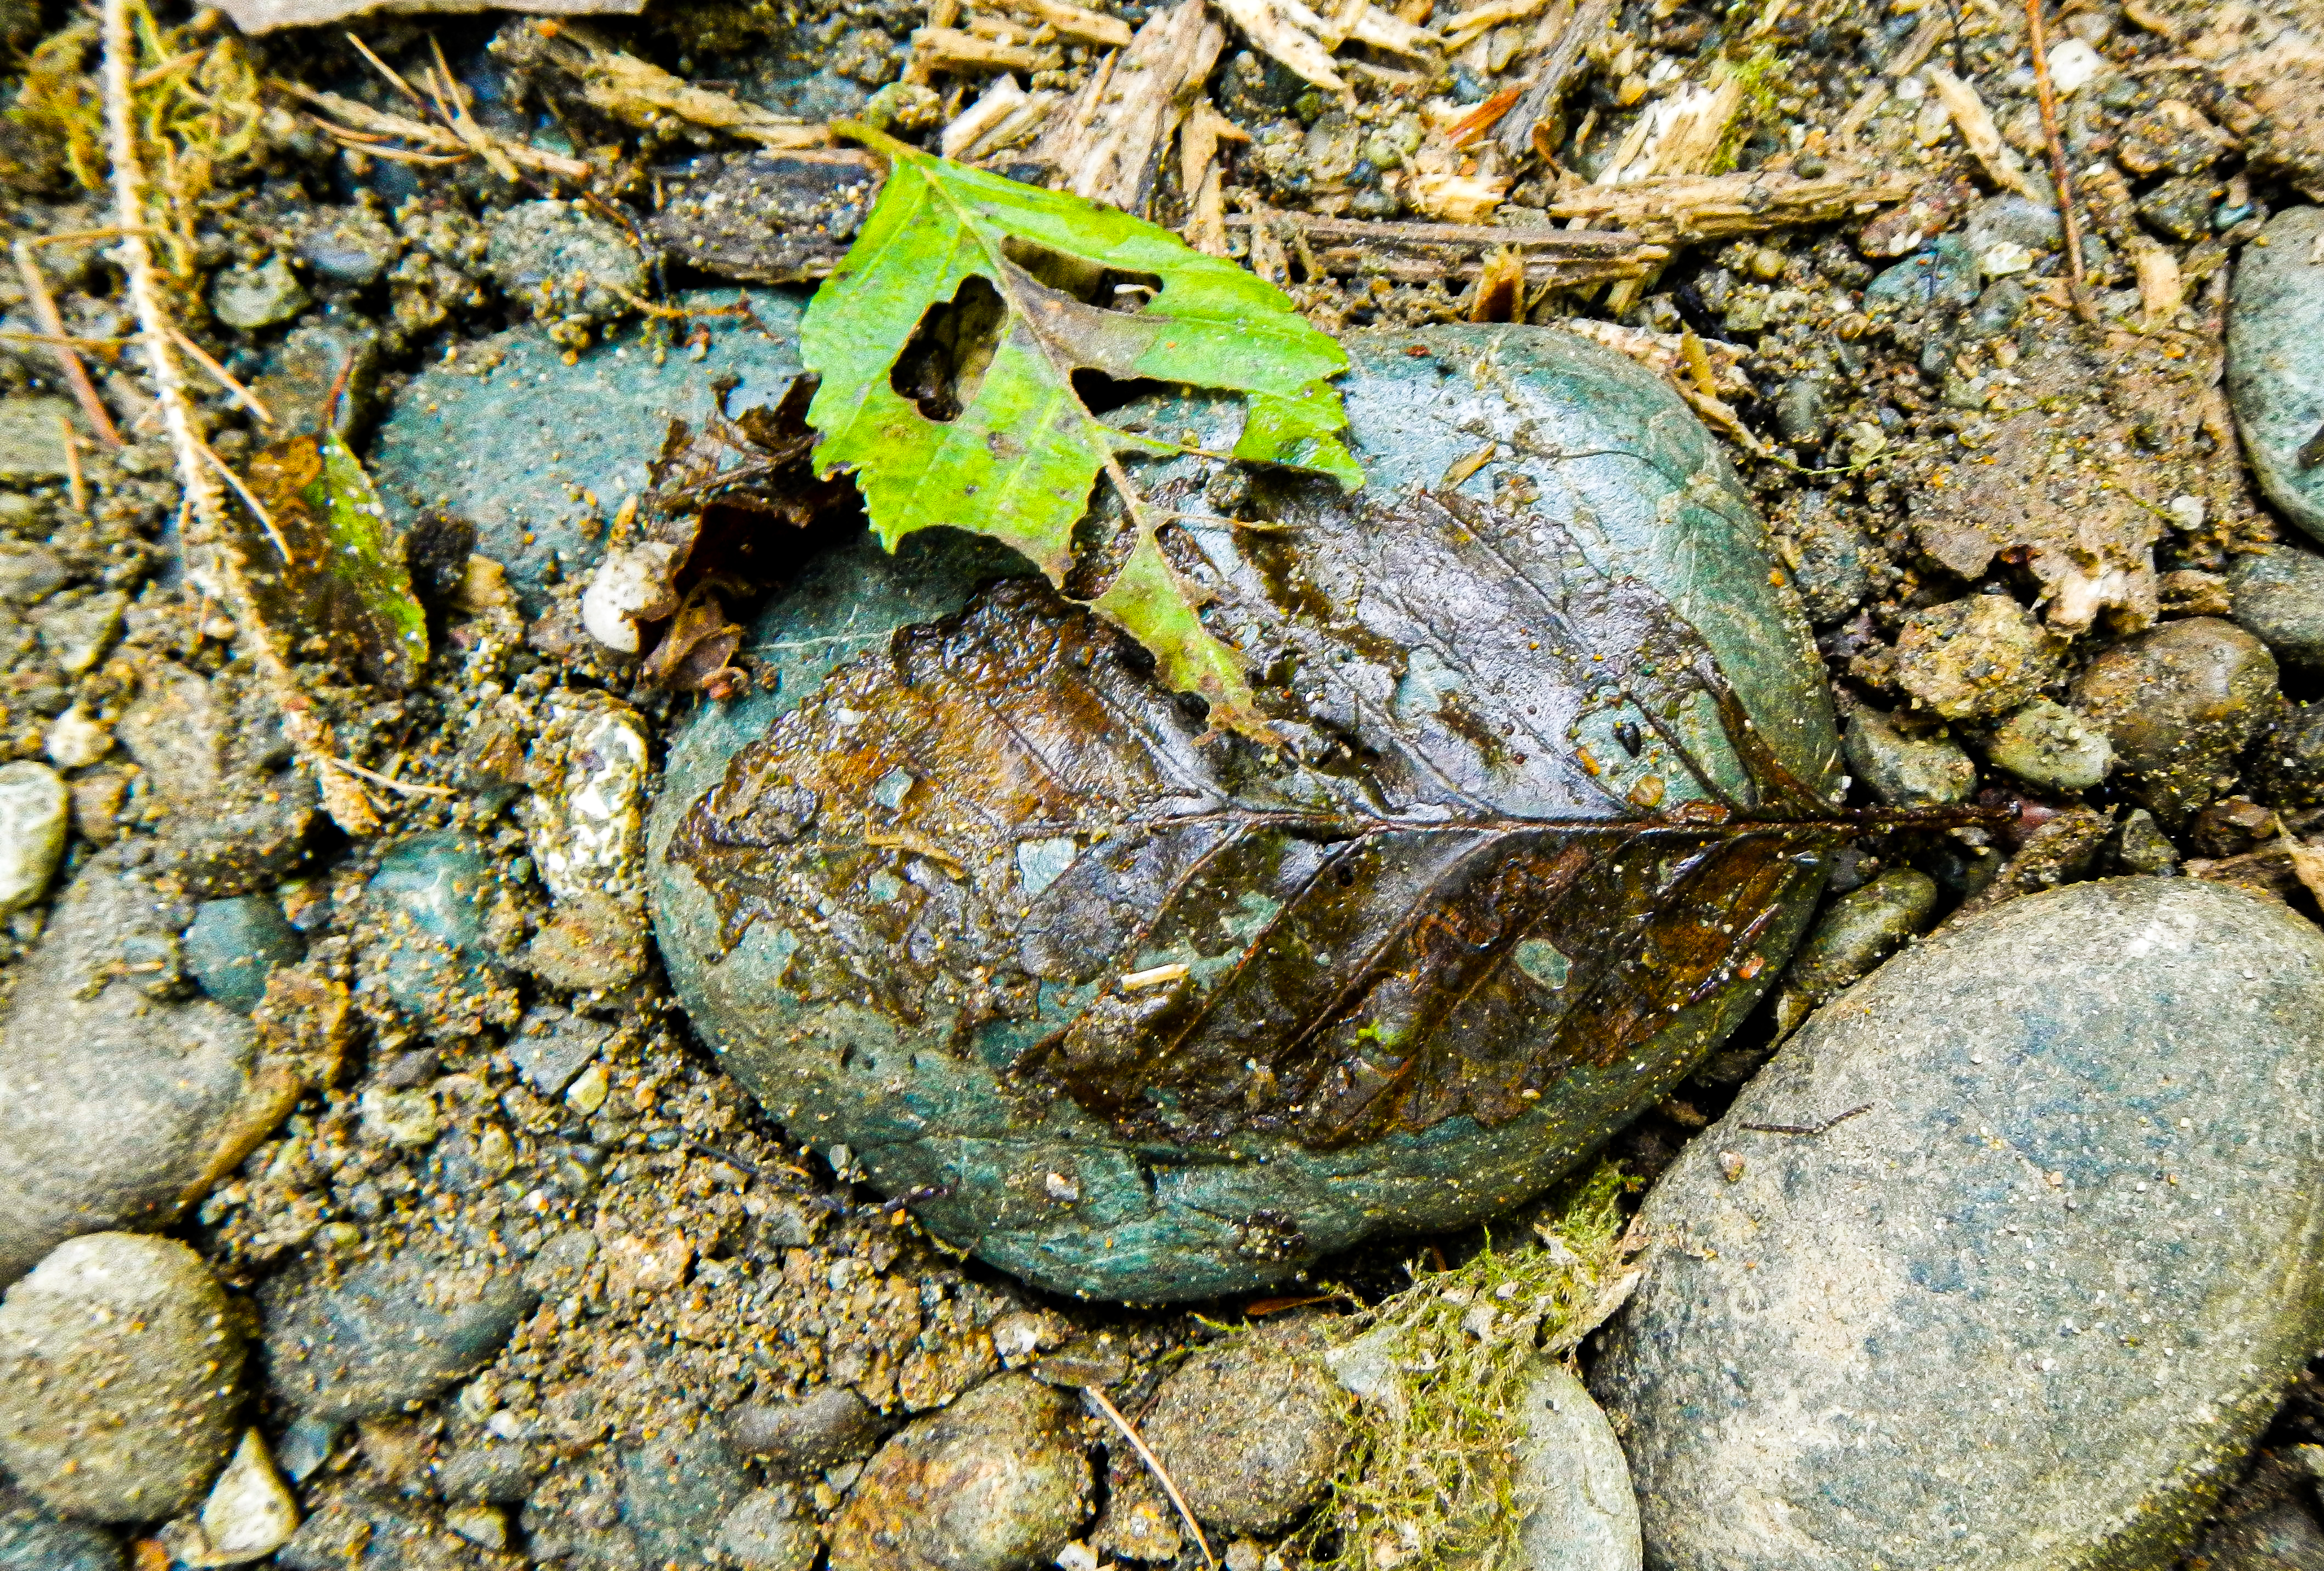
[244,424,430,690]
[801,121,1359,741]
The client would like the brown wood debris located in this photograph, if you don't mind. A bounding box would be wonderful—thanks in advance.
[1226,210,1662,288]
[497,20,825,150]
[1034,0,1225,217]
[1543,163,1917,246]
[1210,0,1434,95]
[910,24,1064,75]
[1494,0,1613,160]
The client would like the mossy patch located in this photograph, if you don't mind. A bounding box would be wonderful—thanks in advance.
[1310,1163,1638,1569]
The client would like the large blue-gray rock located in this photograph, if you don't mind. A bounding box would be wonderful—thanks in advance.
[2227,206,2324,540]
[262,1246,536,1422]
[649,323,1840,1302]
[371,288,807,615]
[1593,877,2324,1571]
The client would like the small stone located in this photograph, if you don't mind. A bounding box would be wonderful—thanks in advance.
[262,1246,537,1422]
[181,1429,299,1566]
[509,1011,613,1096]
[1132,1320,1352,1535]
[1596,878,2324,1571]
[1775,376,1827,445]
[437,1440,538,1505]
[183,894,305,1013]
[2255,701,2324,809]
[0,761,67,914]
[0,1235,245,1522]
[0,540,68,604]
[2226,206,2324,542]
[114,665,317,899]
[1842,707,1974,808]
[485,200,649,325]
[272,1415,342,1484]
[31,590,125,676]
[1969,278,2029,336]
[519,1227,599,1298]
[43,707,110,770]
[358,830,518,1022]
[249,319,381,441]
[0,398,85,482]
[0,854,282,1281]
[620,1422,750,1568]
[444,1505,509,1551]
[1981,697,2114,792]
[1896,594,2063,720]
[729,1385,883,1477]
[296,207,398,289]
[2072,616,2280,820]
[2228,547,2324,669]
[565,1060,610,1114]
[1779,502,1869,627]
[358,1086,441,1148]
[1509,1359,1642,1571]
[2110,807,2180,874]
[1768,869,1939,1037]
[828,1374,1091,1571]
[0,1483,125,1571]
[210,255,311,332]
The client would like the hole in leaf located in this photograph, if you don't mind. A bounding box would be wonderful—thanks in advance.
[1000,237,1163,310]
[890,274,1006,421]
[1070,368,1172,415]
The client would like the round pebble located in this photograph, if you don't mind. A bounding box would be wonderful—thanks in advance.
[1136,1320,1352,1535]
[0,1234,246,1523]
[1596,878,2324,1570]
[1842,707,1974,807]
[263,1246,536,1422]
[1895,594,2063,720]
[1981,697,2115,793]
[2072,617,2279,820]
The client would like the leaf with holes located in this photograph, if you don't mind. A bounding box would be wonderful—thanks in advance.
[800,120,1360,743]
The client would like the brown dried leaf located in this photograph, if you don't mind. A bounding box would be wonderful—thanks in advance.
[641,583,746,693]
[672,495,1840,1152]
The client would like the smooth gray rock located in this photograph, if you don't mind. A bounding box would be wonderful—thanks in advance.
[2072,617,2280,821]
[728,1385,882,1478]
[436,1440,539,1505]
[263,1247,537,1422]
[1843,707,1974,808]
[0,759,66,913]
[372,289,806,615]
[0,1483,125,1570]
[358,831,517,1021]
[183,893,305,1013]
[485,200,648,324]
[1512,1360,1642,1571]
[1593,877,2324,1571]
[827,1374,1090,1571]
[1767,868,1938,1037]
[2227,206,2324,540]
[2229,547,2324,670]
[0,1234,245,1523]
[297,207,398,289]
[0,853,277,1284]
[1982,697,2114,792]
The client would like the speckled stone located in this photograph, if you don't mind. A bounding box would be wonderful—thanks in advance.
[2228,547,2324,670]
[0,1235,245,1523]
[262,1246,536,1422]
[2071,617,2280,821]
[183,893,305,1013]
[2227,206,2324,541]
[1595,877,2324,1571]
[650,324,1842,1302]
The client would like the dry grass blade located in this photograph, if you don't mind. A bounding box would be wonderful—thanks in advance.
[1926,65,2034,195]
[1544,162,1916,243]
[167,321,271,424]
[285,43,592,179]
[2026,0,2101,326]
[12,239,121,446]
[1084,1385,1218,1571]
[513,20,827,149]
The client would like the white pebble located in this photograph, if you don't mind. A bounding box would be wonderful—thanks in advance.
[190,1429,300,1566]
[1980,241,2035,279]
[43,707,110,770]
[0,760,68,913]
[2047,38,2105,95]
[580,542,680,654]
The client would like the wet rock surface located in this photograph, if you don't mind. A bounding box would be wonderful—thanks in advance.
[183,892,305,1013]
[827,1373,1090,1571]
[0,1484,124,1571]
[1596,878,2324,1570]
[1981,697,2114,793]
[370,290,806,615]
[1842,706,1974,807]
[1511,1359,1641,1571]
[650,323,1842,1302]
[0,852,284,1282]
[2227,206,2324,541]
[2072,618,2280,821]
[2229,546,2324,671]
[0,1234,246,1523]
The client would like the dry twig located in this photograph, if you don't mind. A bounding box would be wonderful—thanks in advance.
[1082,1386,1217,1571]
[102,0,374,836]
[12,239,121,447]
[2027,0,2101,326]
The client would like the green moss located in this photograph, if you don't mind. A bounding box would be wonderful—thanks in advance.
[1709,47,1784,176]
[1310,1164,1635,1569]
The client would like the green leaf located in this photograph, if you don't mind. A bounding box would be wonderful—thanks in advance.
[244,424,430,691]
[800,121,1359,742]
